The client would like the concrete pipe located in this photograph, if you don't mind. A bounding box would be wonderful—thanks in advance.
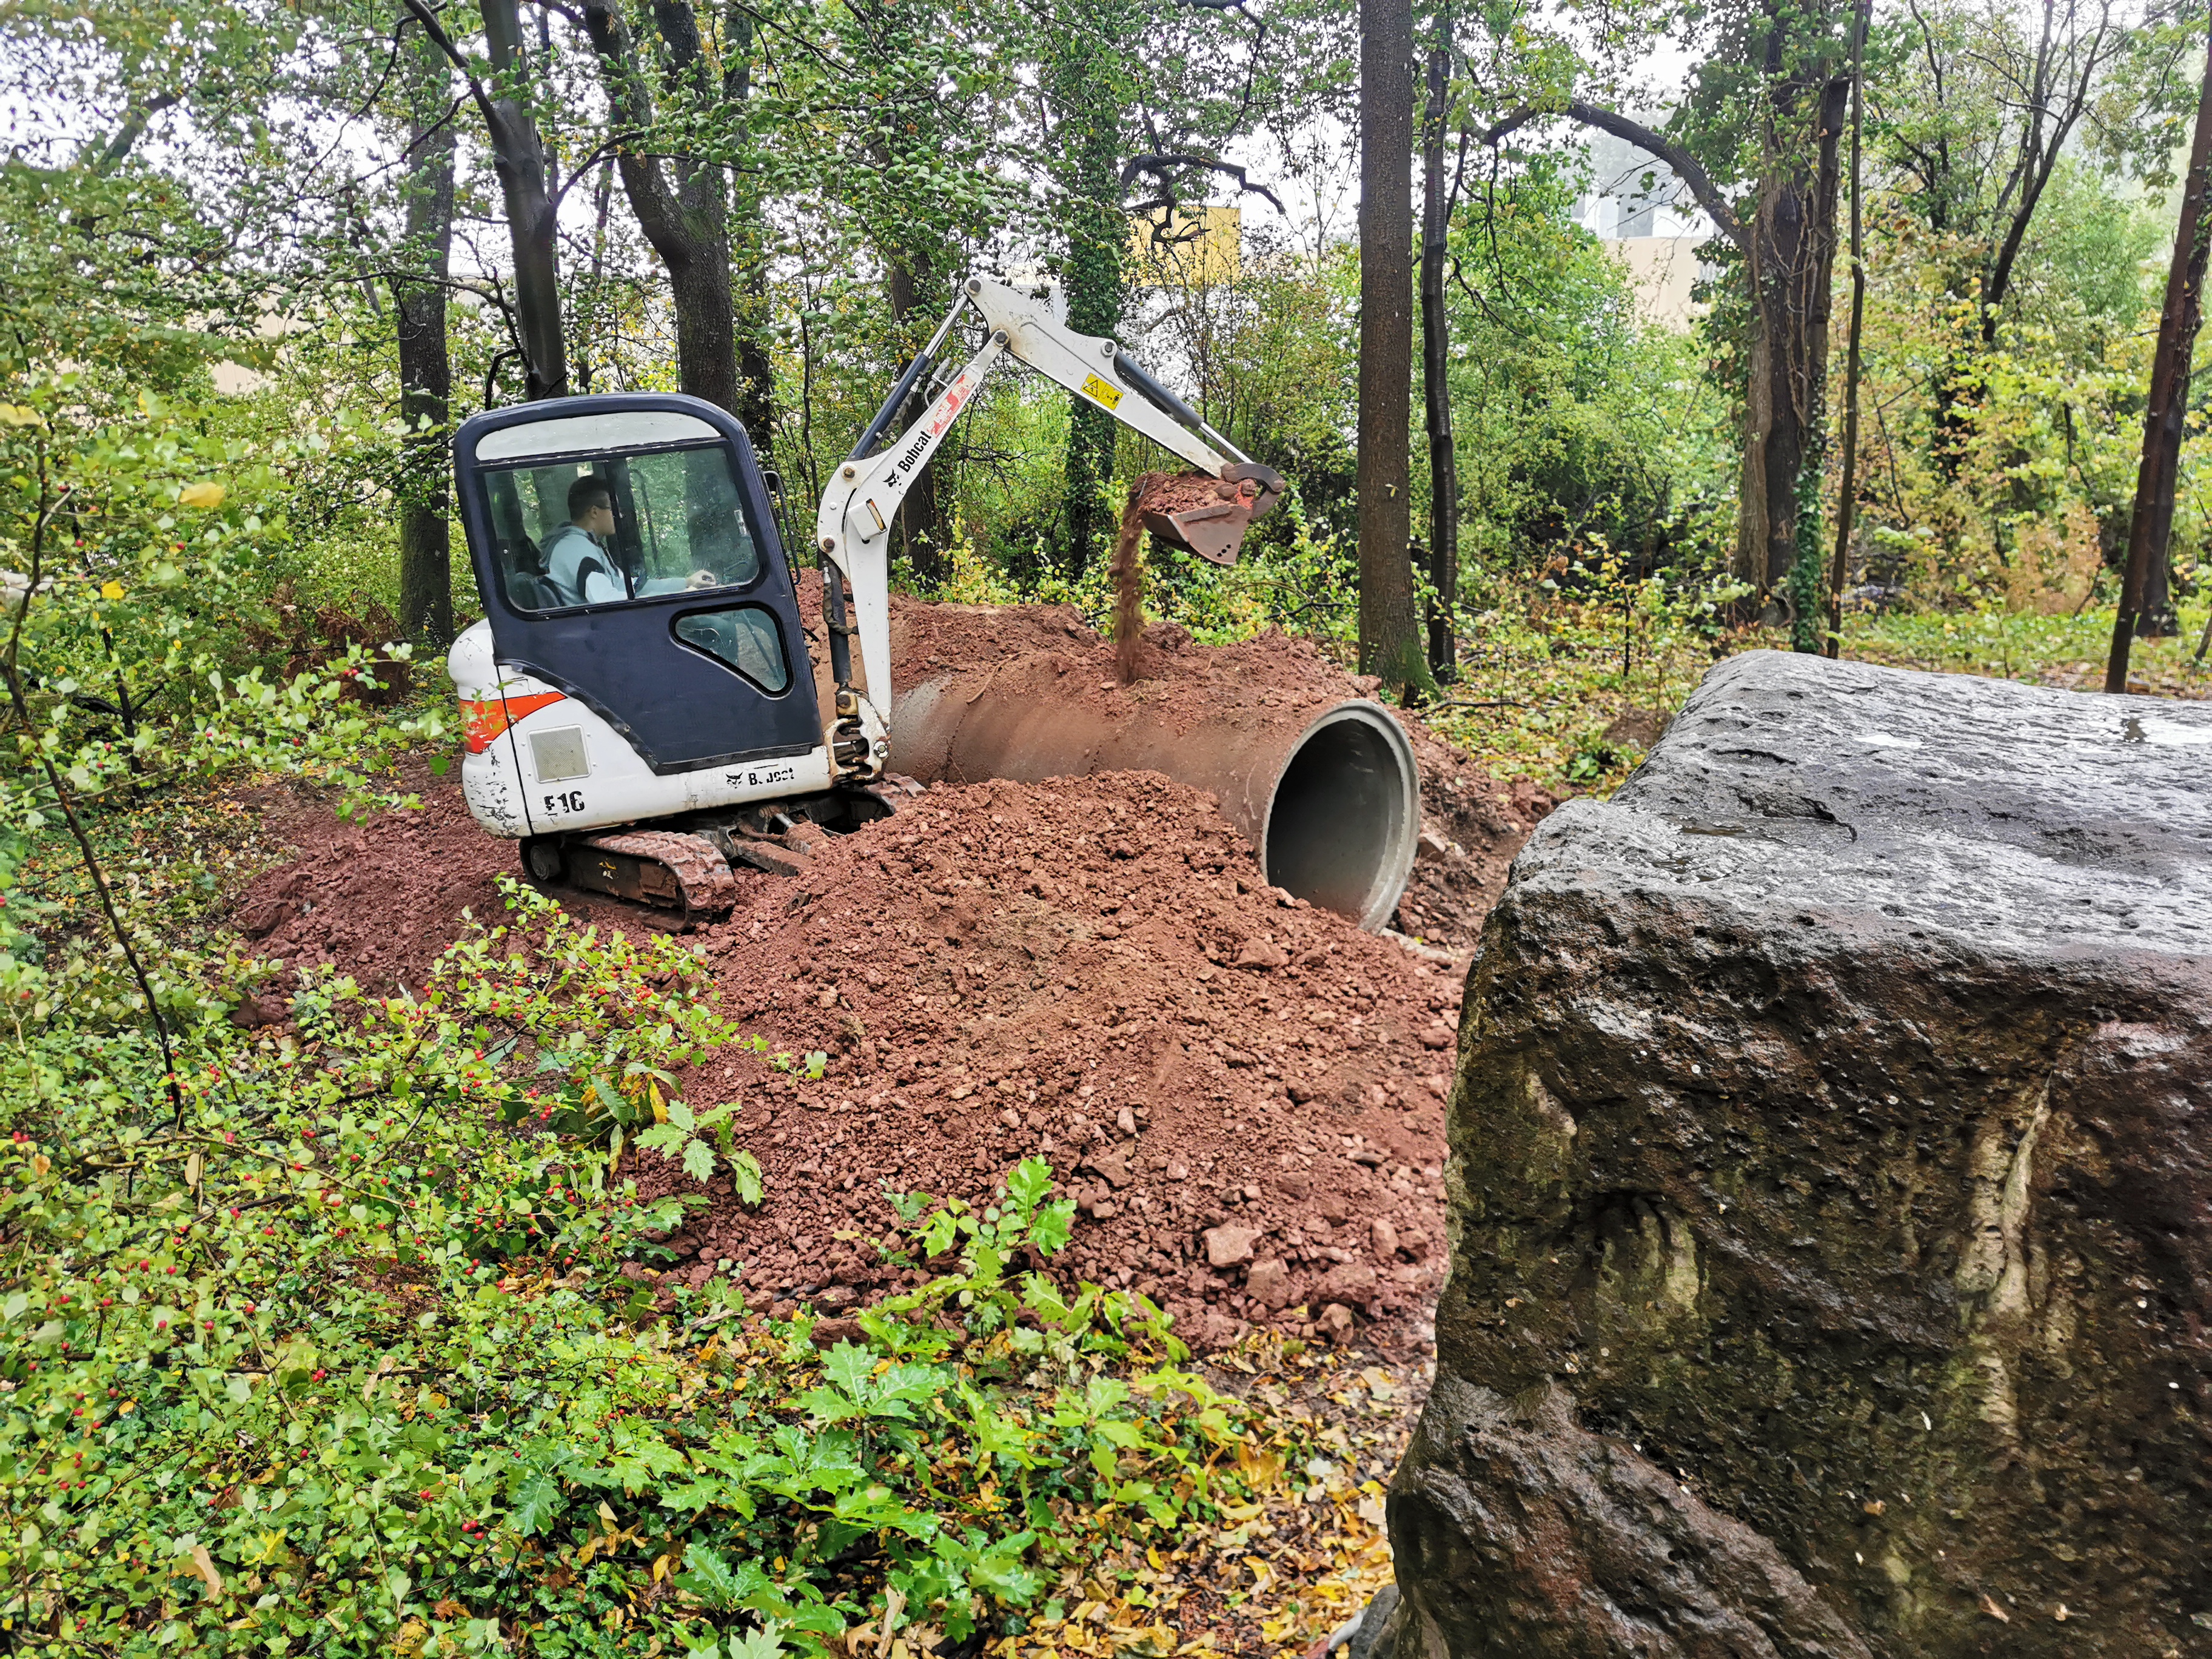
[889,666,1420,931]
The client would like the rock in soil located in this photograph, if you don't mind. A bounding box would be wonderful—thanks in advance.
[1391,650,2212,1657]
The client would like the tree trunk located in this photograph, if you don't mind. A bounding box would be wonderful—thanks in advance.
[886,256,947,584]
[725,4,775,446]
[396,16,457,646]
[736,258,776,444]
[1487,82,1843,636]
[1358,0,1427,694]
[1825,0,1870,661]
[478,0,566,399]
[581,0,740,414]
[1733,67,1849,646]
[2106,18,2212,691]
[1418,10,1457,682]
[1051,44,1127,581]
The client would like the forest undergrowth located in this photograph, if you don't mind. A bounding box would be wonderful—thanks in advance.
[1429,591,2212,797]
[2,862,1409,1657]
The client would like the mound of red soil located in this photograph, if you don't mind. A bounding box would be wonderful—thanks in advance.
[233,773,648,995]
[236,782,515,994]
[633,769,1462,1354]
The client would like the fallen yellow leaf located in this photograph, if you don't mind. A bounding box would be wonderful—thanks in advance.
[189,1541,224,1595]
[877,1584,907,1658]
[1236,1443,1286,1490]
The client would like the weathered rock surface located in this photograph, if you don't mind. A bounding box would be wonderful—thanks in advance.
[1387,652,2212,1658]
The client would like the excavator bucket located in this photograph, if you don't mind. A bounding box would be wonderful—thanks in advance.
[1137,463,1288,566]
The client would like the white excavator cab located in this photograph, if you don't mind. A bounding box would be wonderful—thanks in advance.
[445,394,894,916]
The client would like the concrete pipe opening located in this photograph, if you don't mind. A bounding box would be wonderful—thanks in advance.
[1259,704,1419,931]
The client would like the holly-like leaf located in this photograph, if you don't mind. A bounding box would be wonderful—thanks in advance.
[725,1620,786,1659]
[509,1470,561,1535]
[1006,1158,1053,1212]
[824,1342,875,1396]
[674,1543,749,1609]
[729,1149,765,1206]
[797,1384,863,1423]
[1025,1199,1076,1258]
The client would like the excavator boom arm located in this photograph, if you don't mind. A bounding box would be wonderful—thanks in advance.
[813,276,1270,776]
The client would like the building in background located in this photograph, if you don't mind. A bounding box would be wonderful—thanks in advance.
[1128,205,1243,289]
[1573,130,1717,331]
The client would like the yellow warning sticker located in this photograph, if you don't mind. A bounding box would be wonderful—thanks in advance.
[1081,372,1124,409]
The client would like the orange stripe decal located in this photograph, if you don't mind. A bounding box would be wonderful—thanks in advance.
[462,689,567,753]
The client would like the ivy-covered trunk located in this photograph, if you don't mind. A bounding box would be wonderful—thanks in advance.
[1418,10,1458,682]
[2107,14,2212,688]
[583,0,742,416]
[886,255,947,585]
[1048,17,1131,581]
[396,19,456,648]
[726,7,776,447]
[1737,63,1848,649]
[477,0,567,400]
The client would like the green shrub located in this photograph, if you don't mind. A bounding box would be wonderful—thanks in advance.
[1,882,1265,1657]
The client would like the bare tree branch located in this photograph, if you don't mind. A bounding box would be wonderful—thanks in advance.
[87,93,181,172]
[1479,100,1748,255]
[1118,153,1287,213]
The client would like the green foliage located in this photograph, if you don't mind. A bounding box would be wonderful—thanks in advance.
[1438,163,1738,585]
[0,384,448,988]
[0,883,1276,1655]
[1436,545,1753,794]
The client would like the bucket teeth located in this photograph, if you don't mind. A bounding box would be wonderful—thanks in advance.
[1151,500,1254,567]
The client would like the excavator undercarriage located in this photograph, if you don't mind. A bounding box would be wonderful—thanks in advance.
[520,780,921,923]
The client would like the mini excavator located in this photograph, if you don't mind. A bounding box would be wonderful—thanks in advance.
[446,276,1285,919]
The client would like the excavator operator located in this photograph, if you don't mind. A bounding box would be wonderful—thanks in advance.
[542,475,622,605]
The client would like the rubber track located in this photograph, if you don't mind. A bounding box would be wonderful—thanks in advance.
[575,829,739,918]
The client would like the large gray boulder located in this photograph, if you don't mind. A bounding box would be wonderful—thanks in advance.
[1386,651,2212,1658]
